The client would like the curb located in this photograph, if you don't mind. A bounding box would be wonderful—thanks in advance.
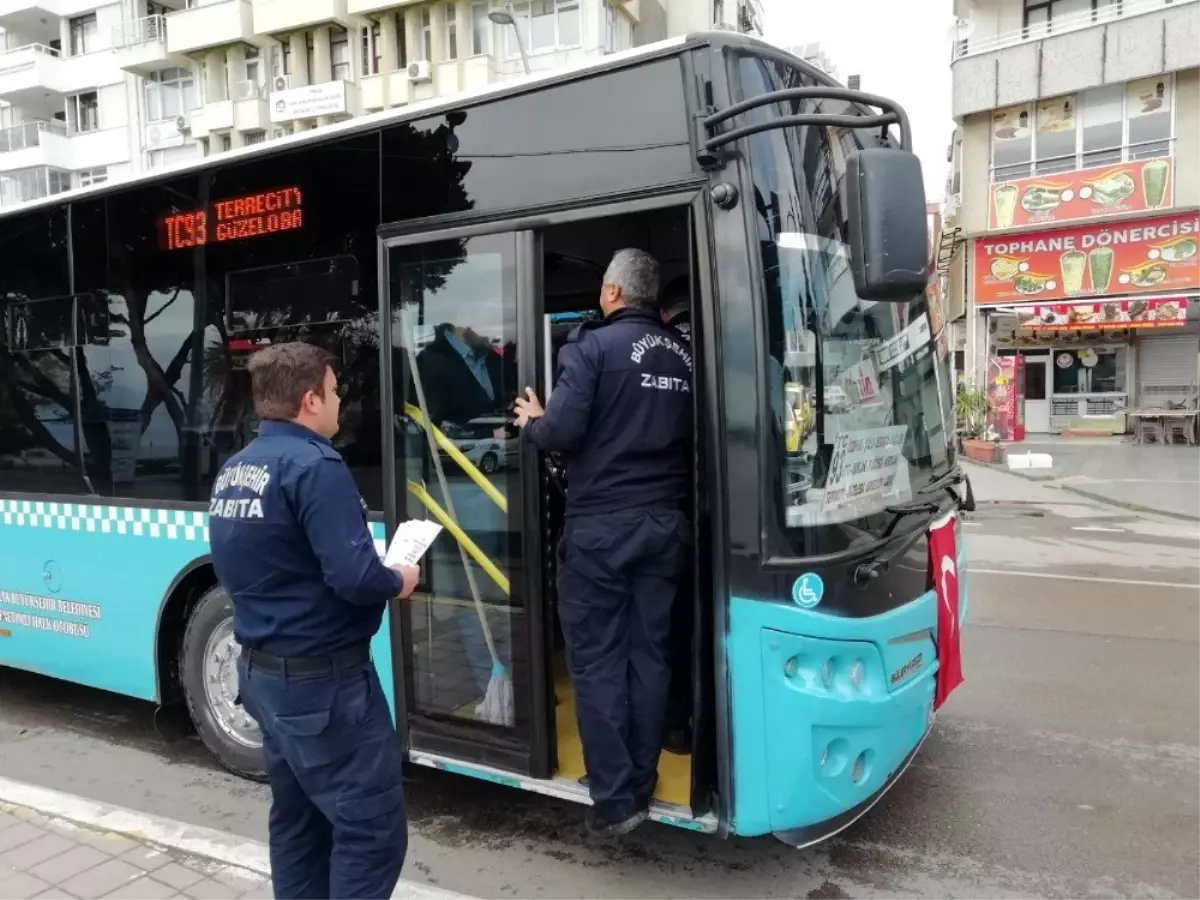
[0,776,468,900]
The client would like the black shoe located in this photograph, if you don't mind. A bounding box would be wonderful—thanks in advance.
[662,727,691,755]
[585,806,647,836]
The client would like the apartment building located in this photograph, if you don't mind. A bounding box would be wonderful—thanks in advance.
[940,0,1200,435]
[0,0,759,207]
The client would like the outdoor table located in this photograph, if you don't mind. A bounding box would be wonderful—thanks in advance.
[1128,409,1199,446]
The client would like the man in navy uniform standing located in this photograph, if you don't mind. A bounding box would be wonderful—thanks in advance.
[514,249,693,835]
[209,342,420,900]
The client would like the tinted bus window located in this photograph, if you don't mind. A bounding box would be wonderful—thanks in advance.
[0,208,88,496]
[381,58,694,222]
[202,132,385,509]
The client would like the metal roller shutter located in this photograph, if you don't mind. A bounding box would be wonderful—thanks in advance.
[1137,324,1199,406]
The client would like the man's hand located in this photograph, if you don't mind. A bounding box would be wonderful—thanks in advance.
[513,387,545,428]
[391,564,421,599]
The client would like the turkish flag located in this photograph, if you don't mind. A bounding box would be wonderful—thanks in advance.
[929,510,964,710]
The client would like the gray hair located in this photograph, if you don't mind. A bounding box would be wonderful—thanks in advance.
[603,248,660,311]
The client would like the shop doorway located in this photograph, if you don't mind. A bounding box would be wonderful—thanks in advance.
[1024,354,1051,433]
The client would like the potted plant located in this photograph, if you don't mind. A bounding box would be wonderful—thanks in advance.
[956,387,1003,464]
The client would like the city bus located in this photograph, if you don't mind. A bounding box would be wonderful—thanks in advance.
[0,30,971,845]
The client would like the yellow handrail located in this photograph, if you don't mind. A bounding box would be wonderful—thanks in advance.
[403,402,508,514]
[406,479,511,596]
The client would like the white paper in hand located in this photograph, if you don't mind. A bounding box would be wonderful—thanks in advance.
[383,519,444,568]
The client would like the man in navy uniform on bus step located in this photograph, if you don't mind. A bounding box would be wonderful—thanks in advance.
[514,248,693,835]
[209,342,420,900]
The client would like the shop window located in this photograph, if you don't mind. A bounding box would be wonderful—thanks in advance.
[992,105,1033,181]
[1081,85,1124,168]
[1127,76,1171,159]
[1035,96,1076,175]
[1052,347,1126,394]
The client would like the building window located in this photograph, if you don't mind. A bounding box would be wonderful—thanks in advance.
[991,76,1174,181]
[69,13,98,56]
[421,7,433,61]
[145,67,198,122]
[0,167,71,205]
[331,26,351,81]
[220,134,232,152]
[507,0,581,58]
[445,3,458,60]
[361,21,382,75]
[471,1,489,55]
[78,167,108,187]
[67,92,99,134]
[245,45,262,86]
[398,14,408,67]
[243,130,266,146]
[604,0,618,52]
[1024,0,1120,38]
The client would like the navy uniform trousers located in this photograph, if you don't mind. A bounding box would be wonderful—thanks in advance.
[237,654,407,900]
[557,507,691,821]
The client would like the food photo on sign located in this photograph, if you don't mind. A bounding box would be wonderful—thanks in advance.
[1016,297,1189,331]
[974,213,1200,305]
[989,158,1172,230]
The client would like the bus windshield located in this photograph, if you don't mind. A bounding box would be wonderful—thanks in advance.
[737,54,954,552]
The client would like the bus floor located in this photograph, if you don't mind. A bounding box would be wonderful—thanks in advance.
[552,652,692,808]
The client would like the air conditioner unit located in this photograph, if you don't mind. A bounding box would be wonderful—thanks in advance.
[407,60,431,83]
[174,114,189,133]
[272,74,289,92]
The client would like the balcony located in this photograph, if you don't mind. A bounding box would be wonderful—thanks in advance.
[166,0,257,55]
[0,44,69,107]
[269,78,360,123]
[0,120,70,173]
[113,15,186,75]
[952,0,1200,117]
[253,0,354,35]
[192,80,269,136]
[347,0,423,13]
[0,165,72,208]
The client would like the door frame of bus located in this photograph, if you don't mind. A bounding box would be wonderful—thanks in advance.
[376,185,722,795]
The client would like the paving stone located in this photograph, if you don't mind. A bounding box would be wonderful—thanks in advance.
[116,847,171,873]
[239,882,273,900]
[1,833,78,870]
[67,832,138,857]
[99,875,176,899]
[147,864,204,892]
[0,871,52,899]
[208,865,264,892]
[29,845,110,884]
[0,811,20,829]
[32,890,79,899]
[0,824,47,854]
[180,879,233,900]
[59,859,145,900]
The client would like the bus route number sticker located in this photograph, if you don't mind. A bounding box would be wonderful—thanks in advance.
[821,425,908,515]
[792,573,824,609]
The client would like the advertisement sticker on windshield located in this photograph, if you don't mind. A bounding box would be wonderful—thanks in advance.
[874,315,930,374]
[821,425,908,515]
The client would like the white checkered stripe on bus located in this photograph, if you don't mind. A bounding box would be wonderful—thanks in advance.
[0,500,210,542]
[1,498,389,555]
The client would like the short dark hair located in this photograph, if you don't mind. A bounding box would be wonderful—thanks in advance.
[246,342,335,420]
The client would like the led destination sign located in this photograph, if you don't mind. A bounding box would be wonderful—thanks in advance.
[160,186,303,251]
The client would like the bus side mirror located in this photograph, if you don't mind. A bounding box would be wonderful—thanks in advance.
[845,148,929,301]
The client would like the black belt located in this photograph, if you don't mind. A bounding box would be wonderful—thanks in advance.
[244,644,370,677]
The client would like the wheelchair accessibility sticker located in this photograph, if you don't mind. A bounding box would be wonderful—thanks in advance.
[792,573,824,609]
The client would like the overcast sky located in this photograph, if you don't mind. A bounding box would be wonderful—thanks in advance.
[763,0,955,202]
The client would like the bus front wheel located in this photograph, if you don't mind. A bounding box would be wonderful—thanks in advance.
[180,585,266,780]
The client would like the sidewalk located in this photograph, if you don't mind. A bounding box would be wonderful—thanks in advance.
[0,778,462,900]
[973,435,1200,521]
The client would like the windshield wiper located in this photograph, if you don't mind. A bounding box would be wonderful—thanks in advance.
[918,464,976,512]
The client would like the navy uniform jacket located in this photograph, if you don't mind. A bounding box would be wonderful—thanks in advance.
[526,307,692,517]
[209,420,403,658]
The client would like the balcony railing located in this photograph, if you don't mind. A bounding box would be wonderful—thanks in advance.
[113,15,167,50]
[0,42,61,73]
[0,165,71,208]
[953,0,1195,60]
[990,137,1174,182]
[0,119,67,154]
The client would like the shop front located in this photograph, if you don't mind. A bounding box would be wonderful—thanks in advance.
[974,211,1199,435]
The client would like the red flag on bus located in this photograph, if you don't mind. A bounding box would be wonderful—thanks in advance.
[929,511,964,709]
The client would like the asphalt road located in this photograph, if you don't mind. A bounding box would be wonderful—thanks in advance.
[1,464,1197,899]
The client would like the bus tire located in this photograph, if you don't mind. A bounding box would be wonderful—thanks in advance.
[180,585,266,781]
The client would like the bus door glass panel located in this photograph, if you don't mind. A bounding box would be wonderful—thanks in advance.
[387,233,531,746]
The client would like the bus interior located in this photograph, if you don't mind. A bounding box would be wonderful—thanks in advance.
[537,204,713,814]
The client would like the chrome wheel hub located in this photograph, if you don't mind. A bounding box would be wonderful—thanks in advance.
[203,618,261,749]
